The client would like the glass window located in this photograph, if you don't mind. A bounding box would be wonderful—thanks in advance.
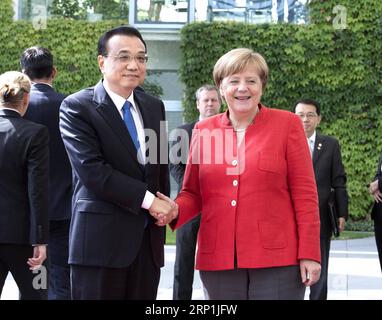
[202,0,308,24]
[18,0,130,21]
[135,0,189,24]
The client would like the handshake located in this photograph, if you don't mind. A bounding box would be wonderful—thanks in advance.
[148,192,179,226]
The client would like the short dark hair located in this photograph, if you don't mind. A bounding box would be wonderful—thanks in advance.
[98,26,147,56]
[293,98,321,116]
[20,46,54,80]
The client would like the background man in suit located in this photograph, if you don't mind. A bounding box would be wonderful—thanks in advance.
[20,47,72,300]
[59,26,174,300]
[0,71,49,299]
[294,98,348,300]
[368,156,382,271]
[170,84,221,300]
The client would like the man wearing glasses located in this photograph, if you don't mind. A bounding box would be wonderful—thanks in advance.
[294,98,348,300]
[59,26,174,299]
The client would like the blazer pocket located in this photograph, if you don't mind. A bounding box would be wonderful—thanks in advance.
[76,199,116,215]
[75,199,117,261]
[198,220,216,253]
[258,221,287,249]
[258,152,284,175]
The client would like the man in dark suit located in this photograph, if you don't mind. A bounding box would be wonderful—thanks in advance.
[59,26,174,300]
[0,71,49,299]
[170,84,221,300]
[368,156,382,271]
[294,98,348,300]
[20,47,72,300]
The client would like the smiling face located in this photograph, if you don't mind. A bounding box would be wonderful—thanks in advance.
[98,34,146,98]
[219,65,263,118]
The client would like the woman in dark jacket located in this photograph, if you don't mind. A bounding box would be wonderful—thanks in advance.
[0,71,49,299]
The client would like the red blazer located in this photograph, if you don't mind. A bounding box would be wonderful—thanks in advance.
[171,105,321,271]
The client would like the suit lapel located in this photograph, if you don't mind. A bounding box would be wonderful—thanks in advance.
[134,92,159,176]
[0,109,21,118]
[93,81,143,169]
[313,134,325,165]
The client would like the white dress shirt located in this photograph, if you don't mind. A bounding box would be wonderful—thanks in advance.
[307,131,317,157]
[103,81,155,210]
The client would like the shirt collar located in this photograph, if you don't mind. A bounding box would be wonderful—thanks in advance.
[308,131,317,144]
[103,81,137,112]
[31,81,53,88]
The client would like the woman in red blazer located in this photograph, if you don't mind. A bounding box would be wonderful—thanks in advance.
[159,48,321,299]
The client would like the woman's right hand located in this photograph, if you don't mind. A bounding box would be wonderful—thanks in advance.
[300,259,321,287]
[155,191,178,226]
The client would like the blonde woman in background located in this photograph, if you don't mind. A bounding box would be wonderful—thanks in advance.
[0,71,49,299]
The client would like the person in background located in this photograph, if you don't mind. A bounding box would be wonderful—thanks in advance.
[59,25,174,300]
[0,71,49,299]
[171,84,221,300]
[20,46,72,300]
[294,98,348,300]
[158,48,321,300]
[368,156,382,272]
[148,0,165,21]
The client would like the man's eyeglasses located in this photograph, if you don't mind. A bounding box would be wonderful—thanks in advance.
[296,113,318,119]
[104,53,148,64]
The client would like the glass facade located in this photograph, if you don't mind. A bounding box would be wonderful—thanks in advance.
[135,0,190,24]
[204,0,308,24]
[18,0,129,21]
[17,0,308,25]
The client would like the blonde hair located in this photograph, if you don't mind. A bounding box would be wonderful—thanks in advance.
[0,71,31,108]
[213,48,269,90]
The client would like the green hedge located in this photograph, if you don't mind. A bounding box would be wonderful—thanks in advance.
[1,0,381,220]
[179,1,382,220]
[0,0,13,24]
[0,4,161,96]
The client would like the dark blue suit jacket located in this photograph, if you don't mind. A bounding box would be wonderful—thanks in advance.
[169,121,196,193]
[312,133,348,237]
[24,83,72,221]
[371,154,382,221]
[59,81,169,268]
[0,109,49,245]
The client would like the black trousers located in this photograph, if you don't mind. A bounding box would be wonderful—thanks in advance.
[374,215,382,272]
[173,215,200,300]
[309,235,331,300]
[200,265,305,300]
[0,244,47,300]
[71,228,160,300]
[47,219,71,300]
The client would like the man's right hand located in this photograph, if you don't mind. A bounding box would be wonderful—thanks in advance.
[149,197,174,219]
[154,192,178,226]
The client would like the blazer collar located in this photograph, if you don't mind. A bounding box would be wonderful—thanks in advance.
[220,103,266,128]
[312,133,325,164]
[92,80,145,172]
[0,108,21,118]
[31,82,54,92]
